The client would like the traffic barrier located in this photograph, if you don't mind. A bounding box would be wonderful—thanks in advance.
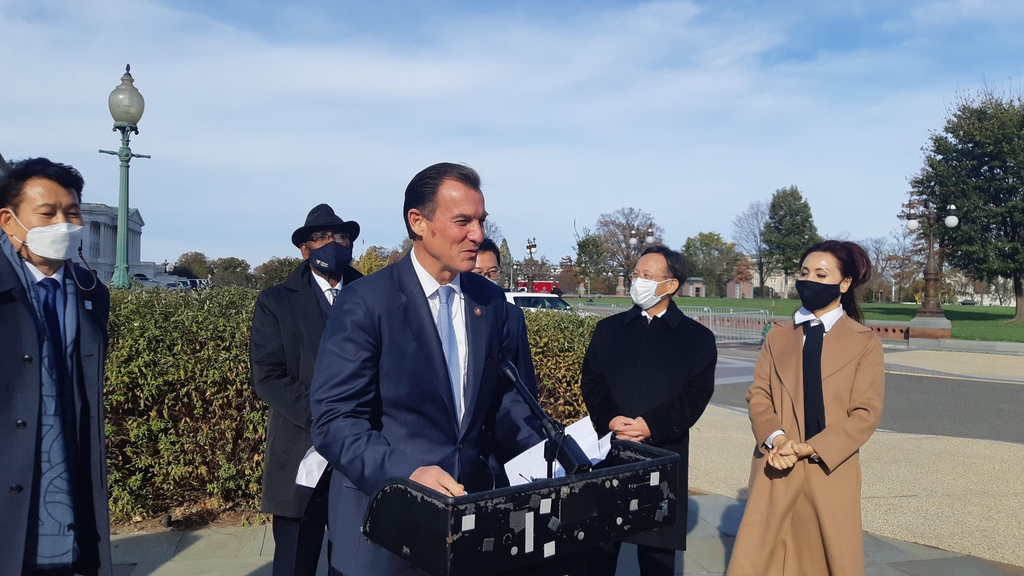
[576,304,770,344]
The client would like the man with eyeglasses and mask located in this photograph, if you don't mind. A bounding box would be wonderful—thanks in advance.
[249,204,363,576]
[473,238,537,397]
[0,158,112,576]
[581,245,716,576]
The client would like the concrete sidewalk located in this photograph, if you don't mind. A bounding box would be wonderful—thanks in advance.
[109,492,1024,575]
[883,348,1024,383]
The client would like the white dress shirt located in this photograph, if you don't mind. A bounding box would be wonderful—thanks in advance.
[23,260,66,332]
[641,307,667,322]
[410,248,468,421]
[311,270,344,304]
[763,305,845,449]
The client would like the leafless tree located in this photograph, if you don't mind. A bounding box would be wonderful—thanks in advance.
[731,200,774,294]
[593,207,664,275]
[483,220,502,243]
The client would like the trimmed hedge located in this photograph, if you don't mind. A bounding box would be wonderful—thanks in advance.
[104,289,598,520]
[105,287,265,520]
[524,310,598,424]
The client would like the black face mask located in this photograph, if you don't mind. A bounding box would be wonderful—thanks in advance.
[795,280,842,312]
[308,242,353,277]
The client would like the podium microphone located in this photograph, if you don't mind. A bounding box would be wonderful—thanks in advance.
[500,361,592,476]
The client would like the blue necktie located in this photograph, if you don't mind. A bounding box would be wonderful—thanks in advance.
[39,278,65,383]
[36,277,77,566]
[436,285,462,422]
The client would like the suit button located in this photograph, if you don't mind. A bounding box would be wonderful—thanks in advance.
[23,355,32,364]
[16,420,27,429]
[10,485,23,493]
[457,444,463,450]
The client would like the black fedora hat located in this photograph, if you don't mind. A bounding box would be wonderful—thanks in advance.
[291,204,361,247]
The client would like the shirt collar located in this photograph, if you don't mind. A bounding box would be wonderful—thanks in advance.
[794,305,845,333]
[310,268,343,294]
[641,308,667,320]
[410,247,462,299]
[22,260,65,284]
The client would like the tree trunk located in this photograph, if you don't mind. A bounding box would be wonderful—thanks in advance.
[1015,273,1024,322]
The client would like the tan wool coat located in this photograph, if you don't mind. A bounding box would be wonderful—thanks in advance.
[727,314,885,576]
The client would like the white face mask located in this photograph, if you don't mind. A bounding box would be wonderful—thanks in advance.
[8,210,83,262]
[630,277,672,310]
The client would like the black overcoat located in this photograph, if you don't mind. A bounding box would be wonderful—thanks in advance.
[581,300,716,550]
[249,262,362,517]
[0,255,112,576]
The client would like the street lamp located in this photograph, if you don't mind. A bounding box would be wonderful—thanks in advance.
[906,202,959,337]
[629,229,639,247]
[525,237,538,292]
[99,64,151,288]
[645,226,655,244]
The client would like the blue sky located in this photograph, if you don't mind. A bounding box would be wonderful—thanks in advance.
[2,0,1023,267]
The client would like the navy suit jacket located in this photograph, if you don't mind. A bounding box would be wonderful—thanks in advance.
[310,253,542,575]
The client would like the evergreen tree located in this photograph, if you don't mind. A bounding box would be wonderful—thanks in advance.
[762,186,821,280]
[911,88,1024,321]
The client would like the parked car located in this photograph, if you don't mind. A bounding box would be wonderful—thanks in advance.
[959,299,977,306]
[505,292,573,312]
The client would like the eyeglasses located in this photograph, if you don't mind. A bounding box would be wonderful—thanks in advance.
[308,231,351,244]
[629,271,671,281]
[474,267,501,280]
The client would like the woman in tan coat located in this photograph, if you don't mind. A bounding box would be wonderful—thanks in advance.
[728,240,884,576]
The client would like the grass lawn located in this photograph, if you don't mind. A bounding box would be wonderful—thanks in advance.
[567,295,1024,343]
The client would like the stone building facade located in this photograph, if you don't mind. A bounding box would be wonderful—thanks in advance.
[80,202,164,282]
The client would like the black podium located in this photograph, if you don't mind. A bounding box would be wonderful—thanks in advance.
[362,442,679,576]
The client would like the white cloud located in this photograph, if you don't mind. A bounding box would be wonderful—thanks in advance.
[0,0,1016,267]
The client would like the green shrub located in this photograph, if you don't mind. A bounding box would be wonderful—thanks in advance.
[104,290,601,519]
[105,287,264,520]
[525,310,600,424]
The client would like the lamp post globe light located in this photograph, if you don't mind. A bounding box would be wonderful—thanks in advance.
[99,65,151,288]
[906,203,959,338]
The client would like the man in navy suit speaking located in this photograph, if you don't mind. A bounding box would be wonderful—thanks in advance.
[310,163,542,575]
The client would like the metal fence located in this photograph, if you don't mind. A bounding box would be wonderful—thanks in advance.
[576,303,770,344]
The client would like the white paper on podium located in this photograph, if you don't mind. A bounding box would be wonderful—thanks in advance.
[504,416,612,487]
[295,445,329,488]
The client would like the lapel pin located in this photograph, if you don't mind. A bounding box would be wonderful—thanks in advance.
[85,301,93,310]
[474,307,482,317]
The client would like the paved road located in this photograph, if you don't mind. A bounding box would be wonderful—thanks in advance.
[712,354,1024,445]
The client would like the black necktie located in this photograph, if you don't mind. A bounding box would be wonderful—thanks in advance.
[802,321,826,440]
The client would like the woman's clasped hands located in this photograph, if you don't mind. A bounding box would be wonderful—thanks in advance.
[767,435,816,470]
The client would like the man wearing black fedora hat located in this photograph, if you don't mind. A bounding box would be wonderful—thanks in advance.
[249,204,364,576]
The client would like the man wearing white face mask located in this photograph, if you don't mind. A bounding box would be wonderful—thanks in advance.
[581,245,717,575]
[0,158,113,576]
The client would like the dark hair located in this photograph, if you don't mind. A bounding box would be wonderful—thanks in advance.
[641,244,688,285]
[478,238,500,265]
[0,157,84,209]
[799,240,872,324]
[403,163,481,240]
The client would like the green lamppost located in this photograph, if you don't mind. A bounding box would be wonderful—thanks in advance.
[99,65,150,288]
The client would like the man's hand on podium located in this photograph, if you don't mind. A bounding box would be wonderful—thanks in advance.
[411,465,466,497]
